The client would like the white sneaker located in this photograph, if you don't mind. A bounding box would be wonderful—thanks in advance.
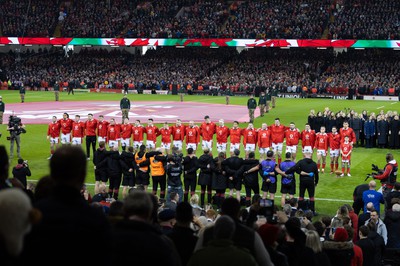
[340,173,344,177]
[347,173,351,177]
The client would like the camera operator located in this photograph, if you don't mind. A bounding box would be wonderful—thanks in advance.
[372,153,398,202]
[7,114,26,159]
[12,158,31,188]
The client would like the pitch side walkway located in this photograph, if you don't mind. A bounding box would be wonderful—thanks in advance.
[4,101,260,124]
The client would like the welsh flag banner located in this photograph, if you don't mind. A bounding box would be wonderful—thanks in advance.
[0,37,399,48]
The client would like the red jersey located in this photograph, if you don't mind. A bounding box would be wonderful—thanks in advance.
[58,118,73,134]
[120,123,133,139]
[328,132,341,150]
[72,121,85,138]
[216,126,229,143]
[47,121,61,138]
[132,126,145,142]
[185,126,200,143]
[85,119,98,137]
[340,141,352,158]
[160,127,172,143]
[285,128,300,146]
[257,129,271,148]
[171,125,185,141]
[229,127,242,144]
[97,120,109,138]
[243,128,258,146]
[340,127,356,144]
[107,124,121,141]
[301,130,316,148]
[145,125,160,142]
[200,122,216,141]
[268,124,287,144]
[314,132,328,150]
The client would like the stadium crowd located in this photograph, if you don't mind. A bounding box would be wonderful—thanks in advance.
[1,0,399,39]
[1,48,400,96]
[1,126,400,265]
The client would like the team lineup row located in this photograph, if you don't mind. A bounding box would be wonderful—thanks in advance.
[46,113,357,174]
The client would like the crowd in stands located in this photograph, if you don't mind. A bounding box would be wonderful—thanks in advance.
[1,47,400,96]
[328,0,400,40]
[1,0,400,39]
[1,142,400,265]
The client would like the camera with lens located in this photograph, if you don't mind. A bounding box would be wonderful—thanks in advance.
[7,115,26,140]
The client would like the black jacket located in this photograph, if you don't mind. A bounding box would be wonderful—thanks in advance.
[197,154,214,186]
[384,210,400,248]
[182,155,198,179]
[286,158,319,185]
[12,163,31,188]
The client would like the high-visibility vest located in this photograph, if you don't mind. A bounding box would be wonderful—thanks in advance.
[150,157,165,176]
[135,152,148,172]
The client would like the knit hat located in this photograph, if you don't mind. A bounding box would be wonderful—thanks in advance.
[158,209,176,222]
[334,227,348,242]
[258,223,280,246]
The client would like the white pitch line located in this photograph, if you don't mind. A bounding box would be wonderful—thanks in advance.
[391,102,398,105]
[27,180,352,203]
[377,106,385,109]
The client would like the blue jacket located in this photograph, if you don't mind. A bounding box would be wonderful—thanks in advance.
[364,120,375,138]
[363,189,384,214]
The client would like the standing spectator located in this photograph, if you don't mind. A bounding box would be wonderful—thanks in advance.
[67,79,74,95]
[195,198,274,266]
[241,151,260,206]
[247,94,257,123]
[20,146,112,265]
[107,146,122,200]
[258,91,267,117]
[322,227,354,266]
[285,148,319,215]
[356,225,375,266]
[197,148,214,207]
[364,115,376,148]
[19,83,26,103]
[93,141,108,194]
[211,152,227,210]
[111,190,181,266]
[362,180,384,215]
[12,158,31,188]
[224,148,244,202]
[85,113,97,160]
[366,220,386,265]
[53,81,60,101]
[305,230,331,266]
[384,203,400,249]
[0,96,4,124]
[120,146,136,199]
[349,113,362,147]
[377,115,389,148]
[386,182,400,211]
[277,152,296,207]
[389,115,400,149]
[166,151,184,203]
[182,147,198,202]
[352,183,369,215]
[120,94,131,120]
[167,202,198,266]
[271,86,278,108]
[366,211,387,245]
[46,116,61,160]
[189,216,258,266]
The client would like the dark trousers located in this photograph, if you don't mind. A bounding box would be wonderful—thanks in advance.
[86,136,96,158]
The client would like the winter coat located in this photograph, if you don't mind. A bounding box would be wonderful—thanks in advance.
[364,120,375,138]
[384,210,400,248]
[322,240,354,266]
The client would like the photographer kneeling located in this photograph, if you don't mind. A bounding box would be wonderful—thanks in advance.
[7,114,26,159]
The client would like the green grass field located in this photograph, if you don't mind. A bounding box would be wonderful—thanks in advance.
[0,90,397,217]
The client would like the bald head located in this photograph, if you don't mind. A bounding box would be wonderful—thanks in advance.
[366,202,374,211]
[369,180,376,189]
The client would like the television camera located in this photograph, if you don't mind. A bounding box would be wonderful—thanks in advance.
[7,115,26,140]
[365,164,383,181]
